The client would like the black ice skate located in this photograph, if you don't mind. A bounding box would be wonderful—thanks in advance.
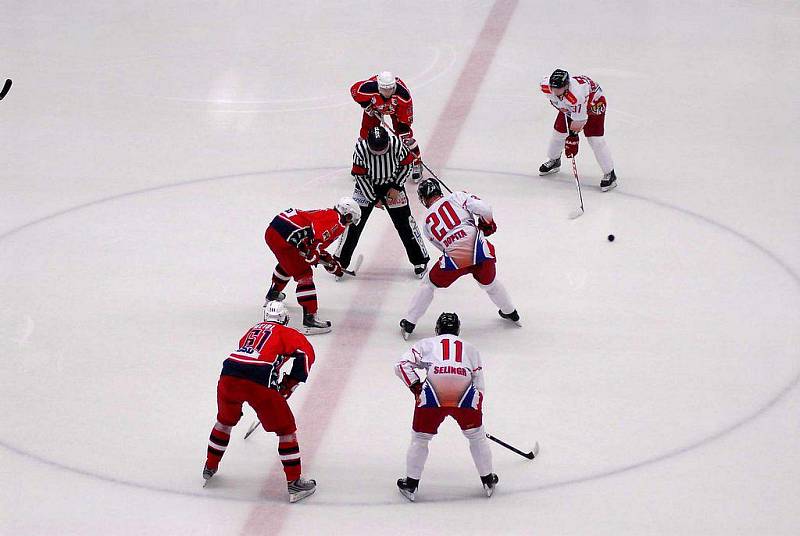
[600,169,617,192]
[202,464,217,487]
[264,287,286,305]
[480,473,499,497]
[498,309,522,327]
[538,157,561,176]
[303,313,332,335]
[400,319,416,340]
[397,477,419,502]
[413,262,428,279]
[288,477,317,503]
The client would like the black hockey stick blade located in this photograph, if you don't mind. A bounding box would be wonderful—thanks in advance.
[244,420,261,439]
[0,79,12,100]
[487,433,539,460]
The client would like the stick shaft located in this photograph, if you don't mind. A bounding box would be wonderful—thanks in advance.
[486,433,535,459]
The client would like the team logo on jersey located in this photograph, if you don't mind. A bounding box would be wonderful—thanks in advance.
[322,230,331,241]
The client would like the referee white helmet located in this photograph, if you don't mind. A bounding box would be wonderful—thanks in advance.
[335,196,361,226]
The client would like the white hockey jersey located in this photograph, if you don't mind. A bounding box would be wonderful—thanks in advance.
[540,74,605,122]
[421,191,495,270]
[395,334,485,409]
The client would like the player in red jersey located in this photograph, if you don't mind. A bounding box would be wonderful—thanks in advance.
[203,301,317,503]
[351,71,423,181]
[264,197,361,334]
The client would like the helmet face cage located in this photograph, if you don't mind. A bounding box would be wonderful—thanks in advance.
[417,178,442,207]
[435,312,460,336]
[367,126,390,155]
[263,300,289,325]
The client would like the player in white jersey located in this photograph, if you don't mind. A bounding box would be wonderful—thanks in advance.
[399,179,520,339]
[538,68,617,191]
[394,312,499,501]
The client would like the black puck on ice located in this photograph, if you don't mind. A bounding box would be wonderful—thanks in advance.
[607,234,615,242]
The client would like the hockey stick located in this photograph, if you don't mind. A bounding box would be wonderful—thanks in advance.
[334,253,362,281]
[564,112,584,219]
[568,156,584,219]
[377,116,453,193]
[486,433,539,460]
[0,79,11,101]
[244,420,261,439]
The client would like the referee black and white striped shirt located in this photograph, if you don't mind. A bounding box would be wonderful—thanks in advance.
[351,134,414,203]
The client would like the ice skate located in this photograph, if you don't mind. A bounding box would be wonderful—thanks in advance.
[303,312,332,335]
[480,473,499,497]
[397,477,419,502]
[400,319,415,340]
[202,464,217,487]
[411,162,423,183]
[264,287,286,305]
[498,309,522,327]
[538,157,561,176]
[288,477,317,503]
[600,169,617,192]
[413,262,428,279]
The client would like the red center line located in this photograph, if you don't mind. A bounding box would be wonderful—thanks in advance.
[240,2,518,533]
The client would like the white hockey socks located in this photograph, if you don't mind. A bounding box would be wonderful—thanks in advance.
[406,431,433,480]
[462,426,493,477]
[479,279,515,315]
[547,129,568,160]
[586,136,614,175]
[405,278,436,324]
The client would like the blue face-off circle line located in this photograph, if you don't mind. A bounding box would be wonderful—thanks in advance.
[1,166,797,506]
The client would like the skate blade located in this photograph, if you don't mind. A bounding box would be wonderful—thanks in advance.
[289,487,316,503]
[600,182,617,192]
[303,325,332,335]
[483,485,494,497]
[398,488,416,502]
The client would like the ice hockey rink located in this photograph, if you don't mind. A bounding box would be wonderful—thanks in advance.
[2,1,799,534]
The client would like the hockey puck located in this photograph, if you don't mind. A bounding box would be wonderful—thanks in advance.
[607,234,615,242]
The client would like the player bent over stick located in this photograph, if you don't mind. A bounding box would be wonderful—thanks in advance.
[203,301,317,503]
[395,312,499,501]
[264,197,361,335]
[400,179,520,339]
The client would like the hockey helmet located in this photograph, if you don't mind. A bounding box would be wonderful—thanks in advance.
[367,125,390,155]
[549,69,570,93]
[335,196,361,226]
[263,300,289,325]
[417,178,443,207]
[435,312,461,336]
[377,71,396,97]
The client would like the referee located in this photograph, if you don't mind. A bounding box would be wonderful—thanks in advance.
[335,126,429,277]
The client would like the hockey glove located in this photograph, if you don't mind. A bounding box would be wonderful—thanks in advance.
[477,218,497,236]
[564,134,579,158]
[409,381,423,397]
[278,376,300,399]
[298,240,321,266]
[319,251,344,278]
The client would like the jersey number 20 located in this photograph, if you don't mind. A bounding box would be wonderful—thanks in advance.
[426,201,462,241]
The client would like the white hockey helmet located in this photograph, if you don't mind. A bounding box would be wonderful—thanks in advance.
[377,71,396,97]
[263,300,289,325]
[335,196,361,226]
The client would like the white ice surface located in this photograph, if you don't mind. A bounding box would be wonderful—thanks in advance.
[1,1,799,535]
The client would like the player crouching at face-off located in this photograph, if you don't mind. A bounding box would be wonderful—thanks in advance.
[399,179,521,339]
[263,197,361,335]
[395,312,499,501]
[203,301,317,503]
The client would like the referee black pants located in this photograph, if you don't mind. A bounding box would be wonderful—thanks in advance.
[335,188,429,269]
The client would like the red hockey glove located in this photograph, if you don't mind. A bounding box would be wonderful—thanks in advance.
[564,134,579,158]
[478,218,497,236]
[278,376,300,399]
[319,251,344,277]
[298,240,321,266]
[409,381,423,397]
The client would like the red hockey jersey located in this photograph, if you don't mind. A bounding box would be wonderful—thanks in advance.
[350,75,414,125]
[269,208,347,249]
